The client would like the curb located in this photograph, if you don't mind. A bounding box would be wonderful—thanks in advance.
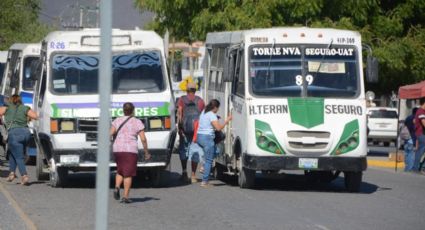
[367,159,405,169]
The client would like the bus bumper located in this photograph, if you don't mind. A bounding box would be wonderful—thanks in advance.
[242,153,367,172]
[53,148,171,169]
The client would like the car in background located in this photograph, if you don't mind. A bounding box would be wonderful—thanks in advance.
[367,107,398,146]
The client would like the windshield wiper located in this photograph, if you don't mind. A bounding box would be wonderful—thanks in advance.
[313,38,334,78]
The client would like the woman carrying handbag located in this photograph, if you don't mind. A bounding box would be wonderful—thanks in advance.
[0,95,38,185]
[110,102,150,203]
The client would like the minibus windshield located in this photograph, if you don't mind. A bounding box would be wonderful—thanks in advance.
[249,45,359,98]
[51,51,165,94]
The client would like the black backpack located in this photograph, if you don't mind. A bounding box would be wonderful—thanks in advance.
[182,95,201,134]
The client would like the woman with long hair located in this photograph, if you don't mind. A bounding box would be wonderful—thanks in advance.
[196,99,232,187]
[0,94,38,185]
[110,102,150,203]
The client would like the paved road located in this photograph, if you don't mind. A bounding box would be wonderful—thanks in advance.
[1,153,425,230]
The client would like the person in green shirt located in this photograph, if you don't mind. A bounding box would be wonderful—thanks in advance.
[0,94,38,185]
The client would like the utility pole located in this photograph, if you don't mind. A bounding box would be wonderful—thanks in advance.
[96,0,112,229]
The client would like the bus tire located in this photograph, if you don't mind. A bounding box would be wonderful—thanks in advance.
[344,171,362,192]
[36,149,48,181]
[50,159,68,188]
[239,167,255,189]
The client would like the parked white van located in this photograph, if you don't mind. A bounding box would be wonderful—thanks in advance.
[367,107,398,146]
[32,29,176,187]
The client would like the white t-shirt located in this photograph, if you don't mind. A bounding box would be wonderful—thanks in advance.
[197,111,218,136]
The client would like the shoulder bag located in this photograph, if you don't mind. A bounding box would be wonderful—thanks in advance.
[111,116,133,144]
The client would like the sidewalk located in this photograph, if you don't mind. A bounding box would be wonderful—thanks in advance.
[367,156,405,170]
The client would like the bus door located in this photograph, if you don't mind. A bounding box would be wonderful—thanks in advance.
[226,45,244,157]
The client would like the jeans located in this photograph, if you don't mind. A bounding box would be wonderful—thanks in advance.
[413,135,425,171]
[197,134,215,183]
[404,139,414,171]
[8,127,31,176]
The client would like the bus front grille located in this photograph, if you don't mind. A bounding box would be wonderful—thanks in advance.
[78,118,98,141]
[287,131,330,150]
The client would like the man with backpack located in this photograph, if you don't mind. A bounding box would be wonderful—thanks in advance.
[177,82,205,183]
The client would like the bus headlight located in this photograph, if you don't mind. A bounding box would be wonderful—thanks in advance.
[146,116,172,130]
[333,120,360,155]
[149,118,163,129]
[60,120,76,132]
[50,118,76,133]
[255,119,285,155]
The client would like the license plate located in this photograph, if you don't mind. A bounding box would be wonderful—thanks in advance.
[299,158,318,169]
[60,155,80,165]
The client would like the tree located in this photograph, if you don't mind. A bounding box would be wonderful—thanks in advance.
[0,0,51,50]
[135,0,425,95]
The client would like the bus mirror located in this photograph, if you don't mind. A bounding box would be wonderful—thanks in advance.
[366,56,379,83]
[173,61,182,82]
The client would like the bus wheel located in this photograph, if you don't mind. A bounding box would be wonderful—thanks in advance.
[344,171,362,192]
[238,167,255,189]
[36,145,49,180]
[49,159,68,188]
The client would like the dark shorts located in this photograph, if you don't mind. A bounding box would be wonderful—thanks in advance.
[114,152,138,177]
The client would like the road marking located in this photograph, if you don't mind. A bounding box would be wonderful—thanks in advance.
[0,182,37,230]
[367,159,405,169]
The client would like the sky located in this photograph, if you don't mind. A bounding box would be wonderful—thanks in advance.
[39,0,154,29]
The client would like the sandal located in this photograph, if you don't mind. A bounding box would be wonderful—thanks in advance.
[6,172,16,182]
[120,198,132,204]
[21,175,29,186]
[113,187,120,200]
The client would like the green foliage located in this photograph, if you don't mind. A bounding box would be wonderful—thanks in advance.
[0,0,51,50]
[135,0,425,94]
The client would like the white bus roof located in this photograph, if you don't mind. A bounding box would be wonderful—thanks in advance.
[9,43,41,56]
[43,28,164,52]
[206,27,361,46]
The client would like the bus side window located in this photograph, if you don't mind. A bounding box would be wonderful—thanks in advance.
[235,52,245,96]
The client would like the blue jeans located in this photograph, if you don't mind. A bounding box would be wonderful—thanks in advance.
[197,134,215,183]
[8,127,31,176]
[404,139,415,171]
[413,135,425,171]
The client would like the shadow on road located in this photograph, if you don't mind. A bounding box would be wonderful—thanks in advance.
[218,173,382,194]
[129,197,160,203]
[56,170,192,189]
